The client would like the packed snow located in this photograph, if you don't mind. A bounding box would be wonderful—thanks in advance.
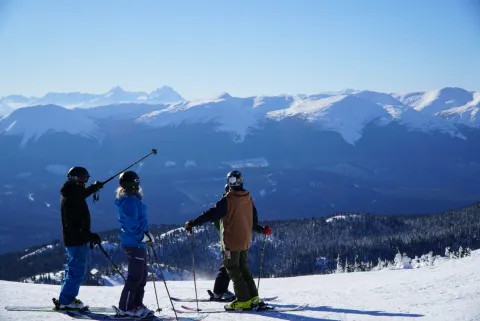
[1,250,480,320]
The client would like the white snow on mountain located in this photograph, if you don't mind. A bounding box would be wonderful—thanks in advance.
[221,158,270,169]
[2,87,480,147]
[2,250,480,320]
[0,86,184,111]
[19,245,54,260]
[437,92,480,126]
[0,105,102,147]
[267,95,391,144]
[136,94,263,142]
[393,87,475,115]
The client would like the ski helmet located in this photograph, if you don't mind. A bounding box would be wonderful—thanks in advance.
[226,170,243,188]
[67,167,90,184]
[119,171,140,190]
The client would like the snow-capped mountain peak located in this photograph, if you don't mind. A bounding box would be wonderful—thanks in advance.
[148,86,184,103]
[267,95,391,144]
[0,104,101,147]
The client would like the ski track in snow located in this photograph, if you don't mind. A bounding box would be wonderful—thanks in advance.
[2,250,480,321]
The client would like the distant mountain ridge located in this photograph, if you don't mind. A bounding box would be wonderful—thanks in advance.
[0,85,184,114]
[1,85,480,255]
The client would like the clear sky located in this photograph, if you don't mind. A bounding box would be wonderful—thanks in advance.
[0,0,479,100]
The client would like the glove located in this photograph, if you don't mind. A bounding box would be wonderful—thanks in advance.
[263,225,271,235]
[185,221,196,233]
[141,231,154,244]
[89,232,101,244]
[90,181,104,192]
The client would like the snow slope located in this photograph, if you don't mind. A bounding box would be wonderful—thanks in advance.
[1,250,480,321]
[0,105,102,147]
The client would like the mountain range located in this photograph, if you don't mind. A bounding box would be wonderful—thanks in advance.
[0,85,479,254]
[0,85,184,116]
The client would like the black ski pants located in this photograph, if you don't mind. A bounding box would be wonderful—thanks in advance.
[223,250,258,302]
[118,246,148,311]
[213,263,230,294]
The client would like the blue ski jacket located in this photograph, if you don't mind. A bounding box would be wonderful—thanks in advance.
[115,193,149,248]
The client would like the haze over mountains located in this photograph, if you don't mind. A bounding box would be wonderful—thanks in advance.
[0,85,479,254]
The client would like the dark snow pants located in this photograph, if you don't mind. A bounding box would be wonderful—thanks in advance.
[213,263,230,294]
[118,246,147,311]
[223,250,258,302]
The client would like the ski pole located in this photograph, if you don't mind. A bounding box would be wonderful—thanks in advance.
[147,245,162,313]
[149,243,179,320]
[257,233,267,291]
[189,229,200,312]
[101,148,158,185]
[92,148,158,202]
[97,243,126,282]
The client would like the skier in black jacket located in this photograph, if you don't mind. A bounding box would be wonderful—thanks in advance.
[55,166,103,310]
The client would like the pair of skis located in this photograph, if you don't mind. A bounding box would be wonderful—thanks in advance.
[5,294,308,319]
[4,305,206,321]
[147,294,308,315]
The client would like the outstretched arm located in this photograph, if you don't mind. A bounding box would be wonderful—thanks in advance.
[191,196,228,227]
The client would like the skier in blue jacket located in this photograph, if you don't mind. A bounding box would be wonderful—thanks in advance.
[114,171,155,318]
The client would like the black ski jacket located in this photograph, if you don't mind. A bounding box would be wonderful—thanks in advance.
[60,182,97,247]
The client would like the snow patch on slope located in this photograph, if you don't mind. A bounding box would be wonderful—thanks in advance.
[0,105,102,147]
[267,95,391,144]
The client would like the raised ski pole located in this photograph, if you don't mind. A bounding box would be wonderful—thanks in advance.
[257,233,268,291]
[93,148,158,202]
[147,245,162,313]
[149,243,179,320]
[97,243,126,282]
[189,228,200,312]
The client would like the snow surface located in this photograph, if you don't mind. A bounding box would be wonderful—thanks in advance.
[2,250,480,320]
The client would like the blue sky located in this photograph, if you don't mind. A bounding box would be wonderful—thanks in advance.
[0,0,479,100]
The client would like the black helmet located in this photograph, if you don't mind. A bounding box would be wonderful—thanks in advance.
[119,171,140,190]
[226,170,243,188]
[67,167,90,184]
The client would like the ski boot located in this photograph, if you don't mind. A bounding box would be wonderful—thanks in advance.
[52,298,89,311]
[208,289,236,302]
[113,306,153,319]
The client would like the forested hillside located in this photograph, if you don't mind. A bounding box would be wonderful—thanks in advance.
[1,203,478,283]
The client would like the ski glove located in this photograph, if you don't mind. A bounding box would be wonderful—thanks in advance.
[89,232,101,244]
[90,181,104,192]
[141,231,154,244]
[184,221,194,232]
[88,233,101,249]
[263,225,271,235]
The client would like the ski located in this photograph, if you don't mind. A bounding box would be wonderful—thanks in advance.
[4,306,115,313]
[65,310,208,321]
[177,304,308,314]
[171,295,278,303]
